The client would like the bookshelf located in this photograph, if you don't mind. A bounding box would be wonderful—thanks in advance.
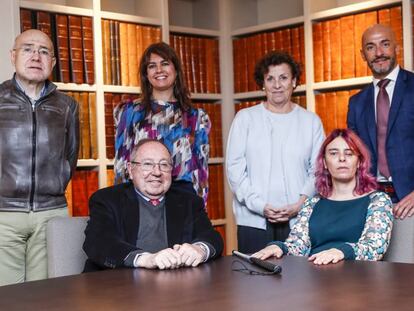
[2,0,414,254]
[0,0,234,253]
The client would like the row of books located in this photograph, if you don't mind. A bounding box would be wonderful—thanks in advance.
[170,33,221,94]
[104,93,140,159]
[64,92,97,160]
[65,169,99,216]
[193,102,223,158]
[234,95,307,114]
[101,20,161,86]
[233,25,305,93]
[315,89,361,136]
[313,5,403,82]
[20,8,94,85]
[207,164,226,220]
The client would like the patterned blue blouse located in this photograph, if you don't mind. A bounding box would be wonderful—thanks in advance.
[272,191,393,260]
[114,99,211,202]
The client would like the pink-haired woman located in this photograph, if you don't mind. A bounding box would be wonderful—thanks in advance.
[252,129,393,265]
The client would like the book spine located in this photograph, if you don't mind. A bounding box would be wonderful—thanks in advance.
[81,16,95,85]
[54,14,70,83]
[68,15,84,84]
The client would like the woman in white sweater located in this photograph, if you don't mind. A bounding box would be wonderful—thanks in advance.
[226,51,324,253]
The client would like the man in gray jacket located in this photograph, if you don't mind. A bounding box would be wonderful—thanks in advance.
[0,29,79,285]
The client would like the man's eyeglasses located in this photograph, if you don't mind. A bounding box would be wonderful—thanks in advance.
[14,45,54,58]
[131,160,173,172]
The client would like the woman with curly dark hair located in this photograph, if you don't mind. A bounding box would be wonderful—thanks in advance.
[226,51,324,253]
[114,42,210,201]
[253,129,393,265]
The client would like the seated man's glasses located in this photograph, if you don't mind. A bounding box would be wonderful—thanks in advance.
[131,160,173,172]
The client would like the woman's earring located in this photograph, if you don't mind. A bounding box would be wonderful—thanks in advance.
[262,87,265,91]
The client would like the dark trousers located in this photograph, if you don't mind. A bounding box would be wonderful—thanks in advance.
[237,221,290,254]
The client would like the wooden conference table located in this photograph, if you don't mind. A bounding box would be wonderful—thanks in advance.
[0,256,413,311]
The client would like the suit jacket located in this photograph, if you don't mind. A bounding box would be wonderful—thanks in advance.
[83,182,223,271]
[347,68,414,200]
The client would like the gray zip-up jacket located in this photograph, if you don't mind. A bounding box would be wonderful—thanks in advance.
[0,77,79,212]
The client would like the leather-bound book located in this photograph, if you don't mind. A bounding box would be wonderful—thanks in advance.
[340,15,355,79]
[127,23,138,86]
[88,92,97,159]
[54,14,70,83]
[81,16,94,85]
[71,170,88,216]
[313,22,324,82]
[291,26,301,66]
[198,37,207,93]
[109,20,120,85]
[275,29,283,51]
[325,92,337,135]
[281,28,292,55]
[68,15,84,84]
[232,38,240,93]
[315,93,327,134]
[214,103,223,157]
[136,24,144,86]
[107,168,115,187]
[254,33,263,64]
[79,92,91,159]
[205,38,215,94]
[240,37,248,93]
[390,6,403,66]
[86,170,99,204]
[142,25,153,50]
[336,90,350,129]
[104,93,115,159]
[267,30,276,52]
[152,26,161,43]
[378,8,390,26]
[353,13,367,77]
[217,165,225,219]
[247,36,256,91]
[329,19,341,81]
[299,25,306,84]
[207,165,217,219]
[212,39,220,93]
[184,36,194,92]
[322,21,331,81]
[114,21,121,85]
[190,36,200,93]
[119,22,129,86]
[36,11,52,38]
[20,8,35,32]
[102,19,112,85]
[261,32,269,55]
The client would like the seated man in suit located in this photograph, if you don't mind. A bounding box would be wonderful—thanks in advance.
[83,139,223,271]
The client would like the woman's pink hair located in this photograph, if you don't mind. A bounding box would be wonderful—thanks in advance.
[315,128,377,198]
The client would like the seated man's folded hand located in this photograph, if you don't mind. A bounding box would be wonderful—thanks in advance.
[137,248,182,270]
[174,243,206,267]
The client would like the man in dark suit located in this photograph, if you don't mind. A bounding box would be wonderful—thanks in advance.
[347,24,414,221]
[83,139,223,271]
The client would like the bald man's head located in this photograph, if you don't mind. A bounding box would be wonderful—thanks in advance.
[360,24,398,79]
[11,29,56,88]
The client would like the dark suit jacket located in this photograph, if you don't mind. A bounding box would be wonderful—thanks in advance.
[347,68,414,200]
[83,182,223,271]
